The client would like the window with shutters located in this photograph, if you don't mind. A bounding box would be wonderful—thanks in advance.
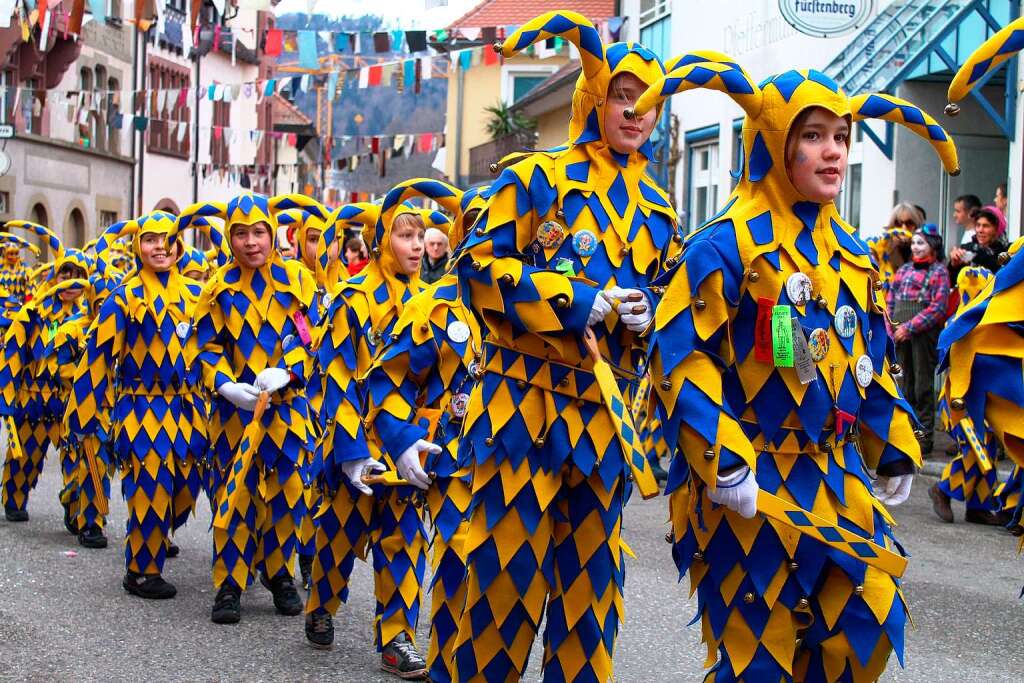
[146,56,191,158]
[210,99,230,166]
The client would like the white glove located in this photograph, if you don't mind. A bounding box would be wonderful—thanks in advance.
[602,287,652,332]
[874,473,913,506]
[587,292,613,326]
[217,381,261,411]
[255,367,292,393]
[342,457,386,496]
[707,466,759,519]
[396,439,441,490]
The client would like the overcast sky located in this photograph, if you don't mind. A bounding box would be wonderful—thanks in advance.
[273,0,481,28]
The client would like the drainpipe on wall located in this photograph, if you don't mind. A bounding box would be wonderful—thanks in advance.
[453,63,464,185]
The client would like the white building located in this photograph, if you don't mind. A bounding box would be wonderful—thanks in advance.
[621,0,1022,243]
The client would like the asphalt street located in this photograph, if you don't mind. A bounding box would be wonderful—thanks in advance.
[0,454,1021,682]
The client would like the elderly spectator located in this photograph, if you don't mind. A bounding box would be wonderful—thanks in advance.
[887,223,951,457]
[421,227,450,284]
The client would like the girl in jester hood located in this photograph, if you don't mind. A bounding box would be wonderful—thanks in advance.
[355,180,486,682]
[305,188,451,680]
[630,54,959,681]
[63,212,225,597]
[450,10,685,682]
[0,221,90,525]
[935,18,1024,541]
[186,192,324,624]
[0,232,37,302]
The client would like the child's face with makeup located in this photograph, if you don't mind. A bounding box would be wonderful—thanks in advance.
[785,107,850,202]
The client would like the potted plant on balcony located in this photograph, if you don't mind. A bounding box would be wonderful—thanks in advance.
[483,101,536,145]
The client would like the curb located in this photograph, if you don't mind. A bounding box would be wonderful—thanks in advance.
[918,459,1013,479]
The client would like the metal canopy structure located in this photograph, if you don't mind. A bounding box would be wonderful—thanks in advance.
[822,0,1021,157]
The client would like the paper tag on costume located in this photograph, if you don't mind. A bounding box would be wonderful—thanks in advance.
[791,319,816,384]
[175,321,190,340]
[554,257,576,277]
[755,297,775,363]
[854,354,874,388]
[446,321,470,344]
[771,305,794,367]
[47,321,58,342]
[292,311,312,346]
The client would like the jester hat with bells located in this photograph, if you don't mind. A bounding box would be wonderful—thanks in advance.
[946,17,1024,116]
[276,201,337,285]
[179,193,326,263]
[0,231,41,260]
[317,179,463,300]
[5,220,94,285]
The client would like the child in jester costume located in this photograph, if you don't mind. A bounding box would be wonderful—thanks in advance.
[187,193,324,623]
[63,212,224,598]
[936,19,1024,540]
[0,232,36,302]
[305,190,452,680]
[0,222,90,525]
[928,266,1012,526]
[450,11,680,682]
[351,180,485,682]
[276,205,338,591]
[630,55,959,681]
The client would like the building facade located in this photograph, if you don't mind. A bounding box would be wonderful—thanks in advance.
[621,0,1023,243]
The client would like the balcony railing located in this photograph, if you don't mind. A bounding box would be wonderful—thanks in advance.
[468,131,537,185]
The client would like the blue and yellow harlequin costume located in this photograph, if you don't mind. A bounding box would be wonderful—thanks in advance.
[361,180,484,681]
[865,227,911,292]
[188,193,322,600]
[64,212,215,580]
[632,54,959,681]
[934,266,1005,519]
[940,10,1024,539]
[1,221,91,519]
[305,189,440,654]
[450,12,680,681]
[0,232,37,302]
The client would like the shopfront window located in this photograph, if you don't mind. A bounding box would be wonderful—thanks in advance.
[687,139,720,231]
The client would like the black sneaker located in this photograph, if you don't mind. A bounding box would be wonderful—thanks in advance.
[4,507,28,522]
[260,572,303,616]
[298,554,314,591]
[122,572,177,600]
[78,524,108,549]
[211,584,241,624]
[305,610,334,650]
[380,632,428,680]
[63,506,79,535]
[166,542,180,558]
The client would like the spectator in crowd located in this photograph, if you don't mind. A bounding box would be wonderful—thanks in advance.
[344,235,368,276]
[952,193,983,246]
[869,202,922,288]
[887,223,951,457]
[950,205,1009,274]
[994,181,1008,215]
[420,227,450,284]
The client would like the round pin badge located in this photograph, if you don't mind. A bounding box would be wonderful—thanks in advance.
[322,293,333,308]
[447,321,471,344]
[786,272,813,306]
[833,305,858,338]
[368,329,382,347]
[175,321,190,340]
[807,328,830,362]
[450,393,470,419]
[572,229,598,258]
[536,221,566,249]
[282,334,295,349]
[854,354,874,388]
